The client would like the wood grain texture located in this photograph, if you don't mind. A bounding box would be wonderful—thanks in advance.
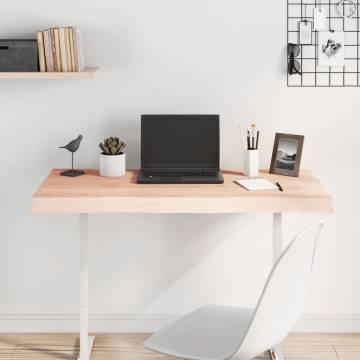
[334,345,360,358]
[1,332,358,360]
[32,169,334,214]
[0,351,15,360]
[0,67,98,79]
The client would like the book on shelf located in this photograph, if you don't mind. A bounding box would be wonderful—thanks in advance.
[50,29,58,72]
[69,27,75,71]
[54,28,62,72]
[64,27,72,71]
[36,32,46,72]
[36,26,85,72]
[58,28,68,72]
[73,27,85,71]
[43,30,53,72]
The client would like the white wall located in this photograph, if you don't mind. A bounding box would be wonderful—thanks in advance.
[1,0,360,332]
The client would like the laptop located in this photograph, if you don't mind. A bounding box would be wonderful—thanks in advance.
[137,114,224,184]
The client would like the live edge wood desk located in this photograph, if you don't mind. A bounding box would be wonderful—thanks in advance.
[32,169,333,360]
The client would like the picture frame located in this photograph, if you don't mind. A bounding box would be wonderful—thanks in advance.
[270,133,304,177]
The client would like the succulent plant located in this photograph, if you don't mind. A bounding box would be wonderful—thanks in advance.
[99,137,126,155]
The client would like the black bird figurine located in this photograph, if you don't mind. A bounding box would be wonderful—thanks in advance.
[59,135,84,177]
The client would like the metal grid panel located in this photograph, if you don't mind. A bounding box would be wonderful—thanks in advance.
[287,0,360,87]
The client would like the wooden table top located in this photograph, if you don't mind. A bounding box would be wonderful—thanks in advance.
[32,169,334,214]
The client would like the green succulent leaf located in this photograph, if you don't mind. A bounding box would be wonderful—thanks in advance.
[100,136,126,155]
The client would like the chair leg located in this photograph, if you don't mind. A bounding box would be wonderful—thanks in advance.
[270,343,284,360]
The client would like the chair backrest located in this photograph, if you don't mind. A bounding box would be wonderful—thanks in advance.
[237,222,324,359]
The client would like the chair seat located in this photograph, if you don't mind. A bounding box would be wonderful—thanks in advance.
[143,305,255,360]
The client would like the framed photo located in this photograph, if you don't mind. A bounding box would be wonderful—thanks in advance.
[270,133,304,177]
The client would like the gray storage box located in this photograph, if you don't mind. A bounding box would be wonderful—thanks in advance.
[0,39,39,72]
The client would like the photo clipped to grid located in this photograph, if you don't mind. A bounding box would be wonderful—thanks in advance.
[287,0,360,87]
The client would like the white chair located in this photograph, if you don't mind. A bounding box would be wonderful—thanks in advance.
[144,222,324,360]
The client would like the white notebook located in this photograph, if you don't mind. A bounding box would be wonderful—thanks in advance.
[235,177,278,191]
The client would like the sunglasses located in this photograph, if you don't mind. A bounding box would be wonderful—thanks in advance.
[288,43,302,76]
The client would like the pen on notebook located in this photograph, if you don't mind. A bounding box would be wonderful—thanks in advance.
[276,182,283,192]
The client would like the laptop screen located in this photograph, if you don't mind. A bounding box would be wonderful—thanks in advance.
[141,115,220,169]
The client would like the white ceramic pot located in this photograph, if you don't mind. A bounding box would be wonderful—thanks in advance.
[244,149,259,177]
[99,153,126,177]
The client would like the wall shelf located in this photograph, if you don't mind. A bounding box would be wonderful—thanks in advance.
[0,67,99,79]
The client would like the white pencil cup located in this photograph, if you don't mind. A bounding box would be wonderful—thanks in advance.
[244,150,259,177]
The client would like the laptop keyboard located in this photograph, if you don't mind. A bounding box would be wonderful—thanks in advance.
[144,169,217,178]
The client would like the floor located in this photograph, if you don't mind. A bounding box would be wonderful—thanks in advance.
[0,333,359,359]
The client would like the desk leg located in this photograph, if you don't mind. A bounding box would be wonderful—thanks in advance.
[273,213,283,264]
[270,213,285,360]
[78,214,95,360]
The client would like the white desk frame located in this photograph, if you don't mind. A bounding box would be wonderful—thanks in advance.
[76,212,284,360]
[79,214,94,360]
[272,213,284,360]
[32,169,333,360]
